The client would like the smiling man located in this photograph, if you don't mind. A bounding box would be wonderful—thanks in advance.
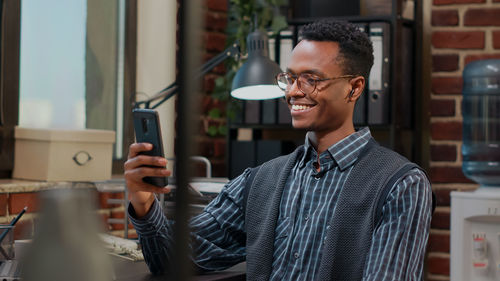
[124,19,433,281]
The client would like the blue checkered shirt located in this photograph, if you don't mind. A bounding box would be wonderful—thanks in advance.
[129,127,432,280]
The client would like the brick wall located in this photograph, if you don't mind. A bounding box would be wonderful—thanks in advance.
[197,0,229,178]
[427,0,500,279]
[0,189,134,240]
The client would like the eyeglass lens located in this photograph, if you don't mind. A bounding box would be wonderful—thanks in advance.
[276,73,316,95]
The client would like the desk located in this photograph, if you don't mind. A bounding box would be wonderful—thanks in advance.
[113,256,245,281]
[0,253,245,281]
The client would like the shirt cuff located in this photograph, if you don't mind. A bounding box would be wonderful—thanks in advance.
[128,198,168,236]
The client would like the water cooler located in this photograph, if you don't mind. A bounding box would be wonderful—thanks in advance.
[451,59,500,281]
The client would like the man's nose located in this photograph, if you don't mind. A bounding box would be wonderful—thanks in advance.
[285,80,305,98]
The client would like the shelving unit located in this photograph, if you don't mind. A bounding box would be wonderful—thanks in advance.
[227,0,422,179]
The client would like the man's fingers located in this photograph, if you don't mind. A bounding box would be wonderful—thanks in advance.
[124,166,170,181]
[128,142,153,158]
[124,155,167,171]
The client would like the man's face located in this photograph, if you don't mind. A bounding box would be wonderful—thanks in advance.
[285,40,354,133]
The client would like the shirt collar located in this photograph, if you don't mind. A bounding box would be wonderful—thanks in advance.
[300,127,372,171]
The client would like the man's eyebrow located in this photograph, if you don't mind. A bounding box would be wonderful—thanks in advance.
[285,68,327,77]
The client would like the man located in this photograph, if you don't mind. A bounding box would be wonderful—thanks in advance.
[124,19,433,280]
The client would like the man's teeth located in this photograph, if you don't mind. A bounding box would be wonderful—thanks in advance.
[292,104,312,111]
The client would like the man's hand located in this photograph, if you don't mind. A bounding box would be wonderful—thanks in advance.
[124,142,171,218]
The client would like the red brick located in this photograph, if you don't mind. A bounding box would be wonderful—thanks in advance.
[427,256,450,276]
[434,0,485,4]
[98,192,124,209]
[109,210,133,230]
[493,31,500,49]
[430,144,457,161]
[431,121,462,141]
[213,138,226,158]
[432,54,459,72]
[205,32,227,52]
[465,54,500,65]
[198,137,226,159]
[205,11,227,31]
[431,77,462,95]
[201,94,227,114]
[210,159,227,178]
[203,73,217,93]
[430,99,456,117]
[0,194,7,216]
[464,8,500,26]
[206,0,228,12]
[431,211,450,229]
[8,192,38,214]
[430,166,474,183]
[432,10,459,26]
[432,31,485,49]
[428,232,450,252]
[203,53,226,74]
[13,219,33,240]
[434,188,455,206]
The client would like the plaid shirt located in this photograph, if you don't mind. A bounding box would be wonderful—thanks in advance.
[129,127,432,280]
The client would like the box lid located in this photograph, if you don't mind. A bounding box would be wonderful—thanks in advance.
[14,127,116,143]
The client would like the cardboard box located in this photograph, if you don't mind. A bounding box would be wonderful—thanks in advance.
[13,127,116,181]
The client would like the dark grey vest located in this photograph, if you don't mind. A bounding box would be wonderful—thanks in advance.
[244,139,429,281]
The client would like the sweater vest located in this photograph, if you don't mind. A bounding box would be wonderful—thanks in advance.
[244,139,429,281]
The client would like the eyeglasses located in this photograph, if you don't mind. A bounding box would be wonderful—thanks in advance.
[275,72,355,95]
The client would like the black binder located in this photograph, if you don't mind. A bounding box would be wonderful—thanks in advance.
[367,22,391,125]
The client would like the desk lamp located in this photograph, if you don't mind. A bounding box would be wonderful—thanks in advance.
[231,29,284,100]
[134,32,283,109]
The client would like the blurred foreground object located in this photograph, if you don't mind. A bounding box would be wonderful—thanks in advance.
[21,188,113,281]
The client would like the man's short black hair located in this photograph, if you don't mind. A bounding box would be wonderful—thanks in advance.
[299,19,374,80]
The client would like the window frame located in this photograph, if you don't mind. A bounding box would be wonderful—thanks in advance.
[0,0,137,178]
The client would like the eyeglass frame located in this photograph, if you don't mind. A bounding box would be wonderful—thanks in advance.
[275,72,357,95]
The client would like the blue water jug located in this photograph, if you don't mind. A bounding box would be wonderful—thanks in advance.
[462,59,500,187]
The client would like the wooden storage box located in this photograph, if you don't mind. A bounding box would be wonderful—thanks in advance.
[13,127,115,181]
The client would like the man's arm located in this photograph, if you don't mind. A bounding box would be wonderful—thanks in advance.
[362,168,432,281]
[127,167,252,275]
[124,142,171,217]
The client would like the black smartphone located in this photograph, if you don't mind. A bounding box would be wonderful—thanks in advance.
[132,108,168,187]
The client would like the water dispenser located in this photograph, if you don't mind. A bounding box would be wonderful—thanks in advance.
[451,59,500,281]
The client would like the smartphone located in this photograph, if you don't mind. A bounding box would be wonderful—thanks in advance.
[132,108,168,187]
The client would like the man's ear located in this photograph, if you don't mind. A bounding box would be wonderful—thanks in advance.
[347,76,365,102]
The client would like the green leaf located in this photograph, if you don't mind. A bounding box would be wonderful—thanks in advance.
[208,108,221,119]
[270,15,288,33]
[207,125,218,137]
[218,124,228,136]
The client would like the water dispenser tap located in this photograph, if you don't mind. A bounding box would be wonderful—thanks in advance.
[472,233,488,269]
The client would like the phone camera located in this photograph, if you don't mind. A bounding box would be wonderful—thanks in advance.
[142,118,148,133]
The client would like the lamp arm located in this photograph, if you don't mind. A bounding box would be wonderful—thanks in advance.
[134,43,240,109]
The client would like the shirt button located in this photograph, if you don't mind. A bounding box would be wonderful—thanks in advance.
[294,252,300,259]
[326,225,330,230]
[304,215,309,221]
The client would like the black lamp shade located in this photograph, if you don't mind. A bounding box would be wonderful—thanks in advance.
[231,30,284,100]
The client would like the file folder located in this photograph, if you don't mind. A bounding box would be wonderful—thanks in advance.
[230,140,255,179]
[262,99,277,124]
[367,22,391,125]
[353,23,368,125]
[244,100,260,124]
[278,30,293,71]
